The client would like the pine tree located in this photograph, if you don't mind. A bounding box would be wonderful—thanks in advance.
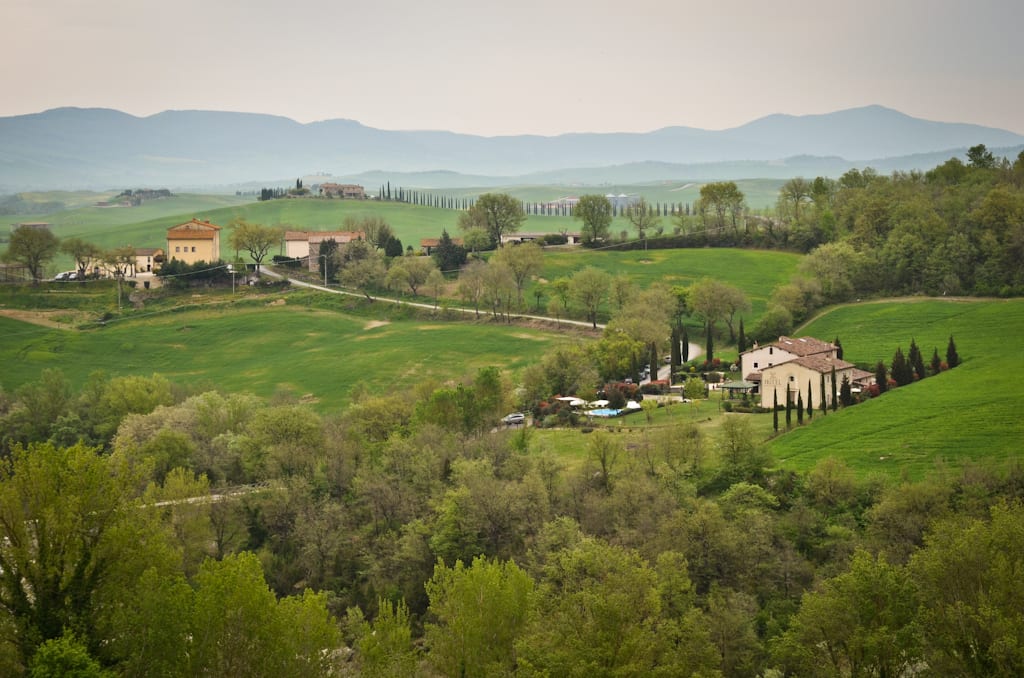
[875,360,889,393]
[946,335,960,368]
[773,390,779,432]
[931,347,942,375]
[796,391,804,424]
[737,318,747,354]
[834,336,844,360]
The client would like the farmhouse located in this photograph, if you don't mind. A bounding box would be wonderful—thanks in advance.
[133,247,164,274]
[167,219,221,264]
[500,232,583,246]
[759,354,860,410]
[740,336,838,387]
[318,183,365,199]
[284,230,365,269]
[420,236,463,255]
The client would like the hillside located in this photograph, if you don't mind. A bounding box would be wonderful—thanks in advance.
[769,298,1024,477]
[2,105,1022,190]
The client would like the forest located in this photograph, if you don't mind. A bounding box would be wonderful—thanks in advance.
[0,365,1021,676]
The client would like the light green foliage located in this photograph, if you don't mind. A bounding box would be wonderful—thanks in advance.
[773,550,920,677]
[2,225,59,281]
[461,193,526,244]
[191,552,341,677]
[227,219,283,270]
[425,556,534,677]
[385,254,436,296]
[28,632,110,678]
[574,194,613,244]
[910,503,1024,676]
[683,376,706,401]
[569,265,611,328]
[492,240,543,303]
[347,598,418,678]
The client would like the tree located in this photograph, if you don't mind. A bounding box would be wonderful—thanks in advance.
[228,220,282,272]
[569,266,611,328]
[574,194,613,245]
[785,387,792,429]
[777,177,813,224]
[737,318,747,354]
[688,278,749,342]
[460,193,525,245]
[461,227,492,259]
[317,239,340,283]
[338,240,386,301]
[909,337,927,381]
[104,245,137,311]
[806,379,814,418]
[625,197,661,248]
[347,598,417,678]
[930,347,943,375]
[839,374,853,406]
[875,360,889,393]
[834,336,844,360]
[966,143,996,169]
[59,237,103,278]
[705,321,714,365]
[426,268,445,309]
[482,260,516,321]
[891,347,913,386]
[457,259,487,318]
[699,181,746,235]
[432,229,467,272]
[493,241,543,305]
[796,391,804,424]
[946,335,960,368]
[773,391,779,432]
[831,365,839,411]
[774,550,921,677]
[425,556,534,677]
[385,255,436,297]
[0,442,164,667]
[2,225,59,283]
[345,215,393,250]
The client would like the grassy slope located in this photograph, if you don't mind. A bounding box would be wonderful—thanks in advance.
[0,298,563,412]
[769,298,1024,478]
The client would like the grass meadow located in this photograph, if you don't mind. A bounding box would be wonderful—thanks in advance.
[769,298,1024,478]
[0,299,564,412]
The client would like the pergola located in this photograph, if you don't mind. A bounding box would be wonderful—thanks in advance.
[721,380,758,398]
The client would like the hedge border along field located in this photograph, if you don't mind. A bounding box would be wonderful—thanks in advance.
[0,302,563,412]
[769,298,1024,478]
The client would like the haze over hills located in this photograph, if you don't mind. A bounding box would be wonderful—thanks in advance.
[1,105,1022,191]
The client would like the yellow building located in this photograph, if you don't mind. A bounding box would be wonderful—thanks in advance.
[167,218,221,264]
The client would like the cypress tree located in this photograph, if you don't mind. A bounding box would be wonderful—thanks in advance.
[834,336,843,360]
[681,327,689,363]
[670,327,682,370]
[830,365,838,411]
[773,390,779,432]
[737,318,747,354]
[796,391,804,424]
[840,374,853,406]
[807,380,814,419]
[705,322,714,366]
[891,347,912,386]
[946,335,960,368]
[909,338,926,381]
[820,373,828,415]
[875,360,889,393]
[785,388,792,429]
[931,347,942,375]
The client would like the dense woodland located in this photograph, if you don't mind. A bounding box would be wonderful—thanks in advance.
[1,149,1023,675]
[0,366,1022,676]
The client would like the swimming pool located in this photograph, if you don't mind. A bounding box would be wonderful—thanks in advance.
[586,408,623,417]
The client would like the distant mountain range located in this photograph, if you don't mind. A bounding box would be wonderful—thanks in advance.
[1,105,1022,192]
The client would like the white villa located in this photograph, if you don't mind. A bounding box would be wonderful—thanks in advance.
[741,336,874,409]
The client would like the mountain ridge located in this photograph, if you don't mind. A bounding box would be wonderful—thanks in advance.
[1,105,1022,191]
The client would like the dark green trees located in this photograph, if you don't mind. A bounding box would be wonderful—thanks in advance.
[946,335,960,368]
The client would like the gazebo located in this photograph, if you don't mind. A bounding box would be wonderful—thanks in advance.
[721,380,758,399]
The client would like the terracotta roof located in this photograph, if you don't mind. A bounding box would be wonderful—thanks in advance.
[168,218,221,238]
[421,237,463,247]
[763,354,855,374]
[772,336,836,357]
[850,368,875,384]
[135,247,163,255]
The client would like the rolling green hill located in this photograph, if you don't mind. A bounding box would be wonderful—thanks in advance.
[769,298,1024,478]
[0,296,563,412]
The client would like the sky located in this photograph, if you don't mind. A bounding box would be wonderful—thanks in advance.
[4,0,1022,136]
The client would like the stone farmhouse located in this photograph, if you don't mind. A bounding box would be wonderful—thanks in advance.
[133,247,164,274]
[741,336,873,409]
[318,183,365,199]
[166,219,221,264]
[284,230,365,270]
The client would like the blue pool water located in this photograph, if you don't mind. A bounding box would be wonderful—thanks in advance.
[586,408,623,417]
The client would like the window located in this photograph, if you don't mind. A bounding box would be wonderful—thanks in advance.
[789,375,795,382]
[769,347,774,355]
[753,362,759,368]
[175,246,180,253]
[191,246,196,253]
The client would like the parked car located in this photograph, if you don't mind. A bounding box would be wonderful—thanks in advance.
[53,271,77,281]
[501,412,526,425]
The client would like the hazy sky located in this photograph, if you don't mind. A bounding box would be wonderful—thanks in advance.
[4,0,1022,136]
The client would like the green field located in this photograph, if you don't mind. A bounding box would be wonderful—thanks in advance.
[769,298,1024,477]
[533,247,802,321]
[0,298,564,412]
